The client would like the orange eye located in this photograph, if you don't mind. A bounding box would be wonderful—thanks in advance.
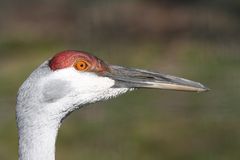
[74,60,90,71]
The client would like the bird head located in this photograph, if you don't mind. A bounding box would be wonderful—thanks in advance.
[17,50,208,121]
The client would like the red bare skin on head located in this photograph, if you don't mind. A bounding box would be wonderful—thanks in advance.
[49,50,109,73]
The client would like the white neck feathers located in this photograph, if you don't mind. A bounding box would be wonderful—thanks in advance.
[17,117,60,160]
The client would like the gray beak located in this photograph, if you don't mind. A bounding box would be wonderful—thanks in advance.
[106,65,209,92]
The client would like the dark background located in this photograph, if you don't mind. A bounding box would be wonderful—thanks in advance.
[0,0,240,159]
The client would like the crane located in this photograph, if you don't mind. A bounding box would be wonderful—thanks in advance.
[16,50,208,160]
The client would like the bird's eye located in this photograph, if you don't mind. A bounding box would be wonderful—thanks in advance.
[74,60,90,71]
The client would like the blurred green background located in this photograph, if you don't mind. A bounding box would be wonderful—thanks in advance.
[0,0,240,160]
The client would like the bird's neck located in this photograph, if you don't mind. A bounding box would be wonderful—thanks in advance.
[17,115,61,160]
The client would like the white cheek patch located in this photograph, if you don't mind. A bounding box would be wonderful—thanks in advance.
[73,73,115,93]
[40,68,115,99]
[36,67,132,113]
[63,68,115,93]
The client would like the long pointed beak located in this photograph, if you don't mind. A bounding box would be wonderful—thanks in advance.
[105,65,209,92]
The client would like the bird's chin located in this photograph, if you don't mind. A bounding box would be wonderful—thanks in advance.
[85,88,131,104]
[63,87,131,112]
